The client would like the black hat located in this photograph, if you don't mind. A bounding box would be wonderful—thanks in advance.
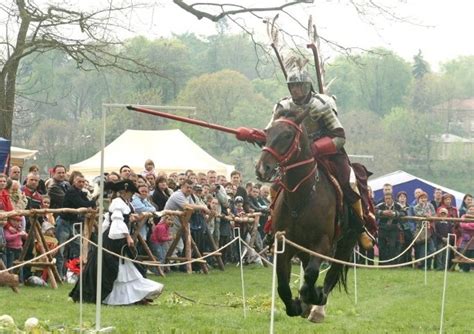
[105,180,138,193]
[193,184,203,192]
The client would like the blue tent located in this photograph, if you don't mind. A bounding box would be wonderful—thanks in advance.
[0,137,11,174]
[369,170,465,207]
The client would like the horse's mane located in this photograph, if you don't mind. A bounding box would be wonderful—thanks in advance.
[274,109,299,120]
[274,108,310,127]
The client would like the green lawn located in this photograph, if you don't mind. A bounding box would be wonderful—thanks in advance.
[0,264,472,333]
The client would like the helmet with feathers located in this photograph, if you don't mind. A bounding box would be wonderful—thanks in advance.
[285,54,313,104]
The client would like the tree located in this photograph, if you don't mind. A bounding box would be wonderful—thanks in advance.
[177,69,272,175]
[381,107,443,173]
[0,0,167,139]
[439,56,474,99]
[327,49,413,116]
[409,50,443,113]
[30,119,77,166]
[412,50,430,79]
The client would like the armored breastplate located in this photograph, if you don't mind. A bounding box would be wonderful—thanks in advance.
[276,98,323,140]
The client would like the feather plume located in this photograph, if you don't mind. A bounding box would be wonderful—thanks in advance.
[284,52,309,73]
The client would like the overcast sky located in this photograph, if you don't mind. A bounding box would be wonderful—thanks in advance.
[132,0,473,71]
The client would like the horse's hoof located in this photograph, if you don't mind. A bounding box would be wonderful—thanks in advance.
[286,298,302,317]
[300,302,312,318]
[307,305,326,323]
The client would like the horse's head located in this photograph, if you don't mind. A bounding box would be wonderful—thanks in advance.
[256,110,311,182]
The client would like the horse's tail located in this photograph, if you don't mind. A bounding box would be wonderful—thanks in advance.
[324,208,358,294]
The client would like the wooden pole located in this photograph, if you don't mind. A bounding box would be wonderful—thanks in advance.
[180,208,194,274]
[32,219,58,288]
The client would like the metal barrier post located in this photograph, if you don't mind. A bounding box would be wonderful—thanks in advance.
[233,227,246,318]
[424,221,428,285]
[439,233,455,334]
[73,223,83,332]
[353,248,358,305]
[270,236,285,334]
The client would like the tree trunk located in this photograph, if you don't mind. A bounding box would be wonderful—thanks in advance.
[0,71,16,140]
[0,0,30,139]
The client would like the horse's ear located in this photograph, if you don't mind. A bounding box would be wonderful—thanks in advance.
[294,109,310,125]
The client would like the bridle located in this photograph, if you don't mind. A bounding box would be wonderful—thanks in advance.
[262,118,317,193]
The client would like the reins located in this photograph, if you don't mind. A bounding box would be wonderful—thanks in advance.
[263,118,317,193]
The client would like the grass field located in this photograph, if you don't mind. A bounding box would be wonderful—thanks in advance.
[0,264,472,333]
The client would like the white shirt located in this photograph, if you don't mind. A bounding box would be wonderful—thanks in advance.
[102,197,132,240]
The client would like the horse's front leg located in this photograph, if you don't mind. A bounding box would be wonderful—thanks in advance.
[276,248,302,317]
[299,254,327,306]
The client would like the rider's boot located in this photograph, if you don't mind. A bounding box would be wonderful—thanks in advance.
[348,173,374,251]
[352,199,374,250]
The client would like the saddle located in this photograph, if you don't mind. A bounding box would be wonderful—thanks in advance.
[315,157,344,214]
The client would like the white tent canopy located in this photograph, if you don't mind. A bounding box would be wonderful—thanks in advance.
[11,146,38,160]
[70,129,235,179]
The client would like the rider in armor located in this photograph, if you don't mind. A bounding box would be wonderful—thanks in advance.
[236,65,374,250]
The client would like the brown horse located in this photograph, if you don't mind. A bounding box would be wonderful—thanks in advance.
[255,112,358,322]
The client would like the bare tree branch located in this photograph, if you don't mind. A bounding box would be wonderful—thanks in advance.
[173,0,314,22]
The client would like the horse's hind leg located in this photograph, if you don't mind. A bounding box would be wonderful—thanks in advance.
[277,249,302,317]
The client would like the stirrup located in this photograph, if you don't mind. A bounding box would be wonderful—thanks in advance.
[358,232,373,250]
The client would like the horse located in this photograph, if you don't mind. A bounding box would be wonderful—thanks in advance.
[255,111,359,322]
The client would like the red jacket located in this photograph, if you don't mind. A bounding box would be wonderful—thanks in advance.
[4,225,25,249]
[0,189,14,212]
[150,223,172,244]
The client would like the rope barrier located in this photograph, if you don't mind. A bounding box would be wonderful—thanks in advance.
[0,235,80,274]
[82,235,240,267]
[1,230,471,275]
[238,237,330,275]
[355,222,429,263]
[449,246,474,263]
[277,233,451,269]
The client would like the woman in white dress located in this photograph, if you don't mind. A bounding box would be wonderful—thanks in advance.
[70,180,163,305]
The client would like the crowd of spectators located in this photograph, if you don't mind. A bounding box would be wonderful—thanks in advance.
[1,161,473,288]
[365,184,474,272]
[0,160,271,285]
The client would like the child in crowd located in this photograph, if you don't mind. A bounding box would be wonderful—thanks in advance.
[232,196,245,217]
[150,215,173,268]
[41,195,55,226]
[4,216,27,279]
[141,159,156,177]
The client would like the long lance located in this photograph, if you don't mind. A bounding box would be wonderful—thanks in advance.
[127,105,238,134]
[126,105,266,144]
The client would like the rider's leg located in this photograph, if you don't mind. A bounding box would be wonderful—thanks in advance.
[349,169,374,250]
[323,153,373,250]
[263,183,280,247]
